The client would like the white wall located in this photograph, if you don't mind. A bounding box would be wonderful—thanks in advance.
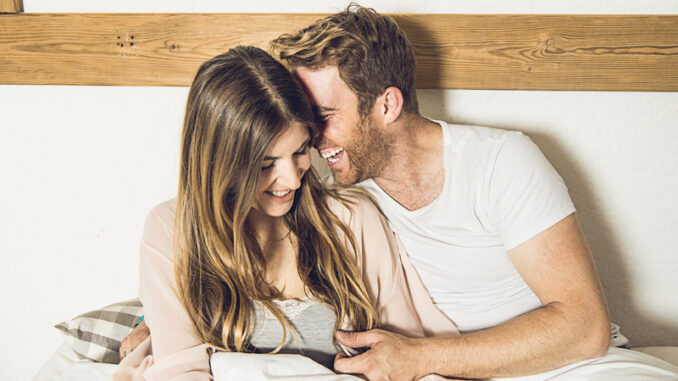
[1,1,677,380]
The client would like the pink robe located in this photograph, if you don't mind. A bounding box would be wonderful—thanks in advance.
[114,193,459,380]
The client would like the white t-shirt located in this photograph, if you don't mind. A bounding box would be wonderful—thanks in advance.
[358,121,575,332]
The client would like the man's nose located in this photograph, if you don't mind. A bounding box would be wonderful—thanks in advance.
[313,134,331,149]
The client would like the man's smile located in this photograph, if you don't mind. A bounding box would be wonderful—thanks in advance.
[319,146,345,166]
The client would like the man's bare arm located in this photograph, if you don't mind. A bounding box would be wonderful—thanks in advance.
[334,214,610,380]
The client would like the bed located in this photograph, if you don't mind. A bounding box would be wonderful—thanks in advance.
[32,331,678,381]
[31,298,678,380]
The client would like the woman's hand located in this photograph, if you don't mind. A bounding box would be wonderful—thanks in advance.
[120,320,150,360]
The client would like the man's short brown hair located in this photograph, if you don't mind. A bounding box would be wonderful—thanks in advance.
[271,4,418,118]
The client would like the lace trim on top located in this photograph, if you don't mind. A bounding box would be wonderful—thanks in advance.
[271,296,314,320]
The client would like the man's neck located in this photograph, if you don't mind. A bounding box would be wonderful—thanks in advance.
[372,116,445,211]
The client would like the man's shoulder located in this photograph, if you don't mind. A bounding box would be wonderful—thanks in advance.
[437,120,525,144]
[430,120,534,174]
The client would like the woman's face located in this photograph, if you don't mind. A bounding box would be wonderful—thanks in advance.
[252,121,312,218]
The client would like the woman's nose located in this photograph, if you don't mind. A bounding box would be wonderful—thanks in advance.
[275,160,303,189]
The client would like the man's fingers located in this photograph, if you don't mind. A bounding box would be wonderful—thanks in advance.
[335,329,380,348]
[335,351,347,362]
[334,349,368,374]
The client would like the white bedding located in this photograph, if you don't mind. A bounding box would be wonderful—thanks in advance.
[33,343,116,381]
[496,347,678,381]
[35,342,678,381]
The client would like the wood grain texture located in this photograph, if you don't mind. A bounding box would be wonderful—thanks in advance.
[1,13,677,90]
[0,0,23,13]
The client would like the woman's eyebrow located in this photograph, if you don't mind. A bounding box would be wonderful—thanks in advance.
[300,137,312,148]
[263,138,311,160]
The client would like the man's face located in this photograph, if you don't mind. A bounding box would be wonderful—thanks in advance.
[295,66,392,185]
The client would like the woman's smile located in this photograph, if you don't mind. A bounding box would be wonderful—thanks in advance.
[265,189,295,203]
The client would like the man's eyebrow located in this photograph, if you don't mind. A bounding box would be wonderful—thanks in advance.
[313,106,336,114]
[263,138,311,161]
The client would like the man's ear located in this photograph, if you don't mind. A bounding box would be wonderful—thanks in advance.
[379,87,404,124]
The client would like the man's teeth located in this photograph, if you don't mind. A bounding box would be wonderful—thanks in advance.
[270,190,291,197]
[321,148,344,162]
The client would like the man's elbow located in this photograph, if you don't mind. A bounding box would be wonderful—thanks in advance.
[579,310,611,360]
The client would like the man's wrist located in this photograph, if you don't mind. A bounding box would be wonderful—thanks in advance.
[411,337,444,379]
[415,335,463,378]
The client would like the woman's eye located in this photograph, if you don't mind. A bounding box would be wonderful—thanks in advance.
[262,162,274,171]
[293,146,308,156]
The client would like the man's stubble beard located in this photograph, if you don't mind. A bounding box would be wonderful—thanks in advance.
[333,116,394,186]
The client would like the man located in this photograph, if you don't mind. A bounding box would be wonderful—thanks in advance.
[269,5,612,380]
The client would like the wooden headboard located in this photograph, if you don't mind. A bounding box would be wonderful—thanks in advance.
[1,1,677,90]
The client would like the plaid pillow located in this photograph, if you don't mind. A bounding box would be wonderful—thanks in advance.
[55,298,143,364]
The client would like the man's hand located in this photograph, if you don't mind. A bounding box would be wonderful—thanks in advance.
[120,320,150,360]
[334,329,427,381]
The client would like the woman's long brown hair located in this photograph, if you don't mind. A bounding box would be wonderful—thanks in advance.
[174,46,378,352]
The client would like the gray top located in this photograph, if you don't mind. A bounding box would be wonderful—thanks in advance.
[249,297,339,368]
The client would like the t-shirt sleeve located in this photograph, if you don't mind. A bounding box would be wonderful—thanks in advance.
[487,133,576,251]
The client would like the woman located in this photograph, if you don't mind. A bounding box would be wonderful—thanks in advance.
[118,46,438,380]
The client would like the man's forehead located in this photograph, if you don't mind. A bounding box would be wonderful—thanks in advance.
[294,66,351,108]
[294,66,338,90]
[294,65,337,79]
